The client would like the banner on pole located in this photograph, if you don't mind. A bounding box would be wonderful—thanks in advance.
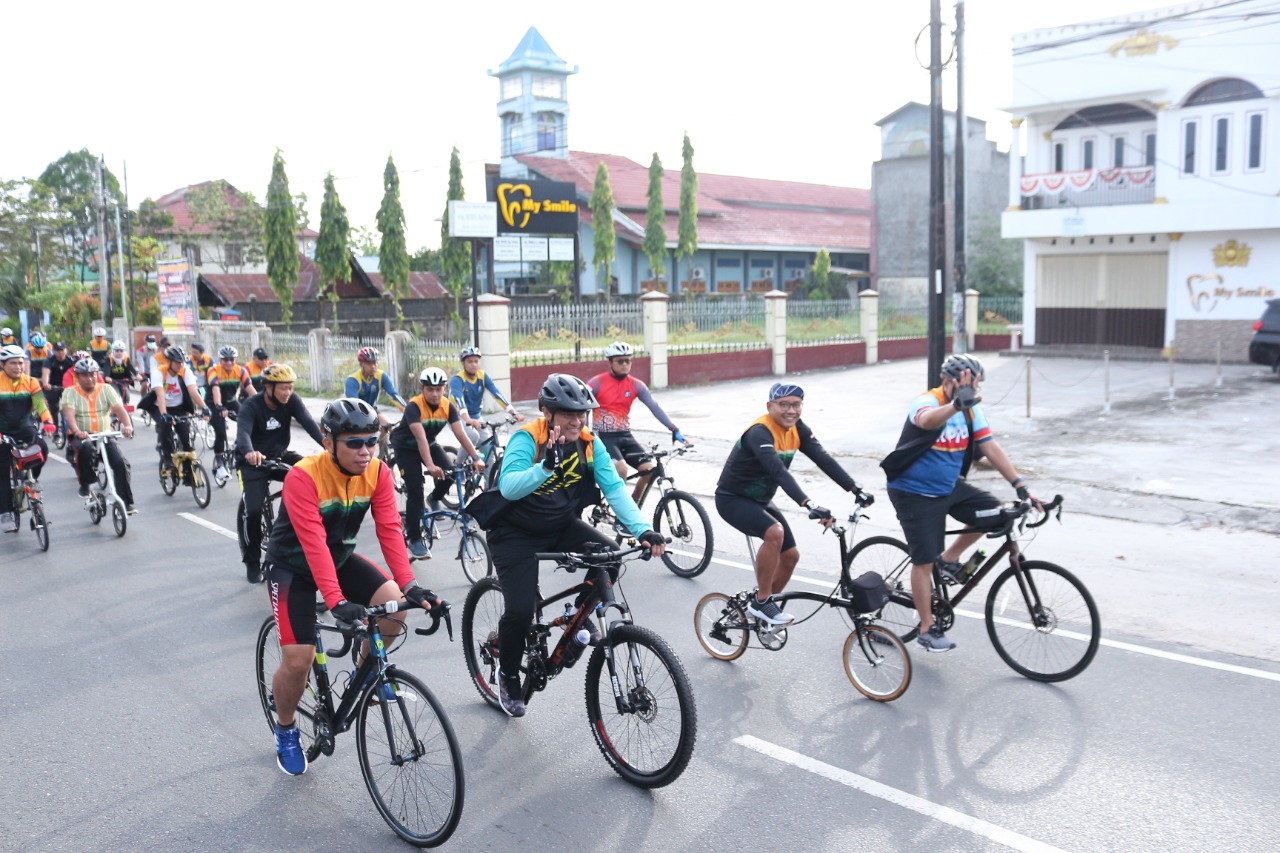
[157,257,195,332]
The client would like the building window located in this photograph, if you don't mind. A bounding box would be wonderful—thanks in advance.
[1113,136,1125,168]
[1183,121,1198,174]
[181,243,202,266]
[531,74,562,98]
[1247,112,1264,171]
[1214,116,1230,173]
[716,257,742,268]
[501,76,521,100]
[1053,142,1065,172]
[1144,133,1157,166]
[1185,77,1264,106]
[1082,139,1095,170]
[225,243,243,267]
[536,113,556,151]
[504,114,520,155]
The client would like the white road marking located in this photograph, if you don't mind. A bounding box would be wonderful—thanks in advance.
[735,735,1070,853]
[178,512,238,541]
[46,452,68,465]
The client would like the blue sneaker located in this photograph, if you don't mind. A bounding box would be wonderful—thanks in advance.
[408,540,430,561]
[274,723,307,775]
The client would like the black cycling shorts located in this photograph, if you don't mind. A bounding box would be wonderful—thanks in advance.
[887,480,1003,566]
[715,492,796,552]
[598,430,651,469]
[267,554,391,646]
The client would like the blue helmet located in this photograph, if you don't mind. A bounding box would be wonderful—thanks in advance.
[30,332,46,348]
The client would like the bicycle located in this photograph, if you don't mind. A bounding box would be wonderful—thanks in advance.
[587,442,714,578]
[461,542,698,788]
[851,495,1100,682]
[156,415,211,508]
[439,414,517,510]
[79,430,129,538]
[400,464,492,584]
[236,458,291,563]
[254,599,464,847]
[377,421,405,495]
[2,434,50,551]
[693,501,912,702]
[209,408,239,489]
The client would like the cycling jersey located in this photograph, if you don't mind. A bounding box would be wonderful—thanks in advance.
[390,394,458,448]
[26,344,50,377]
[345,368,407,410]
[586,371,677,434]
[189,352,212,387]
[63,382,123,433]
[716,414,856,505]
[0,373,52,435]
[234,392,324,462]
[89,339,111,370]
[106,356,136,386]
[207,362,251,402]
[247,359,272,392]
[886,387,993,498]
[449,369,510,419]
[44,355,75,386]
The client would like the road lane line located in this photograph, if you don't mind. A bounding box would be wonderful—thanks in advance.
[709,554,1280,682]
[735,735,1070,853]
[178,512,238,541]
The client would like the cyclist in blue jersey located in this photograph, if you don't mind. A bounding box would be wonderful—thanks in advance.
[344,347,407,425]
[449,347,522,446]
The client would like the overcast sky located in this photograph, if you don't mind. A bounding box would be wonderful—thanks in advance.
[1,0,1167,248]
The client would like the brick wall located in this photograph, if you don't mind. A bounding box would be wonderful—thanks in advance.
[1174,319,1254,363]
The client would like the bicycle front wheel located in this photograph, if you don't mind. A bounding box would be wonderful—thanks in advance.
[584,624,697,788]
[357,669,465,848]
[843,624,912,702]
[653,490,714,578]
[254,616,318,756]
[32,501,49,551]
[693,593,749,661]
[261,496,276,553]
[190,461,211,508]
[460,576,505,710]
[111,500,127,537]
[986,560,1100,682]
[458,526,492,584]
[159,459,178,496]
[849,536,919,641]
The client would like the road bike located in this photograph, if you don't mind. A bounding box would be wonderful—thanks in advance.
[3,434,49,551]
[255,599,463,847]
[693,500,912,702]
[461,542,697,788]
[587,443,714,578]
[237,458,291,562]
[208,409,239,489]
[439,414,517,510]
[156,416,211,508]
[852,495,1100,682]
[401,464,492,584]
[79,430,129,538]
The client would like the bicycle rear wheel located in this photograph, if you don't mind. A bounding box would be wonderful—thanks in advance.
[254,617,319,756]
[458,525,492,584]
[460,576,505,710]
[111,500,127,537]
[843,624,912,702]
[261,495,276,553]
[357,669,464,848]
[159,459,178,496]
[190,461,211,508]
[653,490,714,578]
[693,593,749,661]
[986,560,1100,682]
[849,536,919,641]
[31,500,49,551]
[584,624,697,788]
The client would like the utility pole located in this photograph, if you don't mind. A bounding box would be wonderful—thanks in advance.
[927,0,946,383]
[124,161,135,327]
[114,200,128,329]
[953,0,968,354]
[33,229,43,292]
[95,155,111,323]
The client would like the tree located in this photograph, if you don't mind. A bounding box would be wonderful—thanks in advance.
[808,248,832,300]
[377,155,410,324]
[34,150,123,281]
[0,179,74,320]
[438,147,471,335]
[315,172,351,330]
[348,225,380,256]
[590,161,616,298]
[643,153,667,284]
[133,199,174,239]
[965,215,1023,296]
[182,180,264,274]
[264,149,300,325]
[676,133,699,291]
[410,246,440,272]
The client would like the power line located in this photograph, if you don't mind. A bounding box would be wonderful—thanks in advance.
[1012,0,1269,55]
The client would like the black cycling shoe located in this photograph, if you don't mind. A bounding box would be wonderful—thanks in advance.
[246,562,264,584]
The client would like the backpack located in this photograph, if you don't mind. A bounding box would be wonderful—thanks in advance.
[465,429,600,531]
[880,408,978,482]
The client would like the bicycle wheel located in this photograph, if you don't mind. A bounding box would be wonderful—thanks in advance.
[356,669,464,848]
[693,593,749,661]
[460,576,505,710]
[458,525,492,585]
[89,496,104,525]
[438,448,462,510]
[111,500,127,537]
[53,428,66,450]
[986,560,1100,682]
[236,497,250,561]
[584,624,697,788]
[261,496,276,553]
[190,461,211,508]
[849,536,919,641]
[159,459,178,496]
[653,490,714,578]
[254,616,318,756]
[31,501,49,552]
[843,624,912,702]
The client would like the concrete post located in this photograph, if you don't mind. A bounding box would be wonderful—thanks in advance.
[965,288,980,352]
[472,293,513,409]
[1007,118,1024,211]
[111,318,129,349]
[859,289,880,365]
[641,290,669,389]
[251,326,273,361]
[764,290,788,376]
[384,330,413,394]
[307,328,331,392]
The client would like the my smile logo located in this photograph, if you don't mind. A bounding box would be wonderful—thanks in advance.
[1186,274,1225,313]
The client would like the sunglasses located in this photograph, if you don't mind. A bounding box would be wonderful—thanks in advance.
[340,436,379,449]
[611,358,632,364]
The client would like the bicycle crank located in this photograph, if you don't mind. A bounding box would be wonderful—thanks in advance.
[755,624,788,651]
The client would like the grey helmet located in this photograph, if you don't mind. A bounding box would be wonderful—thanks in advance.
[537,373,599,412]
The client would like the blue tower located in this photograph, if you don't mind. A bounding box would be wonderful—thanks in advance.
[490,27,578,177]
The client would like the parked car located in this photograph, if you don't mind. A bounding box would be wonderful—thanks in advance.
[1248,298,1280,372]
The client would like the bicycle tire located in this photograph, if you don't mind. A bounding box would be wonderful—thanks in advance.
[261,495,276,553]
[53,429,66,450]
[653,490,714,578]
[253,616,319,756]
[584,623,697,788]
[111,500,127,537]
[190,461,211,508]
[437,447,463,510]
[843,624,912,702]
[89,496,104,525]
[693,593,749,661]
[460,576,505,710]
[159,459,178,496]
[236,497,249,562]
[985,560,1100,682]
[458,525,492,584]
[32,501,49,551]
[849,536,919,641]
[356,669,465,848]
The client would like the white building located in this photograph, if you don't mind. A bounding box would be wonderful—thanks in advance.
[1002,0,1280,359]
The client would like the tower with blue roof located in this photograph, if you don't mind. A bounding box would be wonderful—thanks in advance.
[489,27,578,176]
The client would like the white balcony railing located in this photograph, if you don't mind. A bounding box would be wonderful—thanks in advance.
[1020,166,1156,209]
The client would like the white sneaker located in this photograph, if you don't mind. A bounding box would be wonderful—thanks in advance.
[746,596,794,626]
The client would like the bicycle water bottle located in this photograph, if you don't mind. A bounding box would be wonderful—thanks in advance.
[959,549,986,582]
[560,627,593,669]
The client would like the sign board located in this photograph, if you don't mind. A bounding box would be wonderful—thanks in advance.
[157,257,195,332]
[1063,216,1086,237]
[486,177,579,234]
[493,235,522,262]
[520,236,549,262]
[448,201,497,239]
[549,237,575,262]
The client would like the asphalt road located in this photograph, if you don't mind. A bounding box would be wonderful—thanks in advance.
[3,357,1277,852]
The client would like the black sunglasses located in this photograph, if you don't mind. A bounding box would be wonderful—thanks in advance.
[340,436,379,449]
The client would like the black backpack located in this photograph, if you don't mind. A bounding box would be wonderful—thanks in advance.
[880,408,977,481]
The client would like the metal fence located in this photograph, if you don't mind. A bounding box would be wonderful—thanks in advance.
[510,302,643,345]
[977,295,1023,332]
[786,298,861,346]
[878,299,938,341]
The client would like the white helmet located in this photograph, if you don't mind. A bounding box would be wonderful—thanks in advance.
[604,341,634,359]
[419,366,449,386]
[1,344,25,362]
[0,327,12,337]
[111,340,127,352]
[93,327,107,337]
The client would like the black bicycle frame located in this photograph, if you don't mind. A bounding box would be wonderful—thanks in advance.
[306,619,408,756]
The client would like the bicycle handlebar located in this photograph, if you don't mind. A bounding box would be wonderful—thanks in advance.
[984,494,1065,538]
[333,597,454,641]
[83,431,125,440]
[536,539,670,571]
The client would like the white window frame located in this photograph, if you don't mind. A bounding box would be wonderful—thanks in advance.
[1053,140,1065,173]
[1212,113,1231,175]
[531,74,563,99]
[1144,132,1157,167]
[500,76,522,101]
[1181,119,1199,176]
[1112,134,1126,168]
[1245,110,1265,172]
[1081,137,1096,171]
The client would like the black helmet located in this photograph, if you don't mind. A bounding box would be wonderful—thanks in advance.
[165,345,186,363]
[941,354,985,381]
[253,347,269,360]
[321,398,379,437]
[538,373,599,412]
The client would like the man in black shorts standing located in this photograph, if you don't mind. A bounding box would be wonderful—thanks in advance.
[715,382,871,626]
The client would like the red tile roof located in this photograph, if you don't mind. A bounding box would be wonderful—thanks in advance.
[152,181,318,238]
[514,151,869,252]
[365,271,447,300]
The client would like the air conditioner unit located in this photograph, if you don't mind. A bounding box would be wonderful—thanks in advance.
[791,268,805,280]
[691,267,705,280]
[761,268,774,279]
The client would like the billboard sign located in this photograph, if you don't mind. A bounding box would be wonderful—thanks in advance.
[486,177,579,234]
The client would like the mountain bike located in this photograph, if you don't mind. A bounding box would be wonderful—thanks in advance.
[255,599,463,847]
[694,500,912,702]
[156,415,210,508]
[3,434,49,551]
[852,495,1099,682]
[401,464,492,584]
[440,414,517,510]
[587,443,714,578]
[79,430,129,537]
[237,458,291,562]
[461,542,698,788]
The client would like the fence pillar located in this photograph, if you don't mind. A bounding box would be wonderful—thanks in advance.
[859,289,880,365]
[965,288,980,352]
[641,290,669,389]
[473,294,513,407]
[764,290,787,376]
[111,318,129,349]
[251,326,273,360]
[307,328,331,392]
[384,329,413,394]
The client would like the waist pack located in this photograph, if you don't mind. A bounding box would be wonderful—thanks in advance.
[12,442,45,471]
[847,571,890,614]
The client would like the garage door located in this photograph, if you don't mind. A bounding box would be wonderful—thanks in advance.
[1036,253,1166,347]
